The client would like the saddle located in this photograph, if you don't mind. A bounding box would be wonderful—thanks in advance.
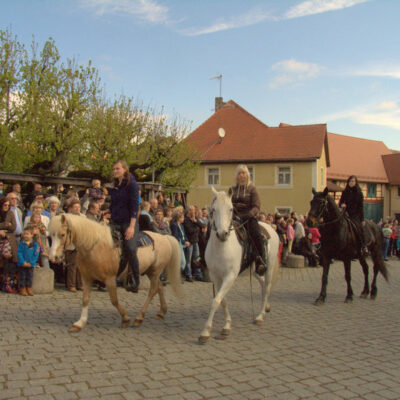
[233,219,270,274]
[110,226,154,250]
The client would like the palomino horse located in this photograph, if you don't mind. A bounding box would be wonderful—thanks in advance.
[307,188,388,304]
[49,214,182,331]
[199,187,280,344]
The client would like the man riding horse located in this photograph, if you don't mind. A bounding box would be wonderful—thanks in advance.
[229,164,267,275]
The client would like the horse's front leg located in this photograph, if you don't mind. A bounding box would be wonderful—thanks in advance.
[344,259,354,303]
[133,274,159,327]
[70,277,93,332]
[315,256,331,305]
[105,276,130,328]
[199,273,236,344]
[359,256,370,298]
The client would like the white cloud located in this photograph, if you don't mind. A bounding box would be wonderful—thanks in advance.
[352,64,400,79]
[80,0,169,24]
[322,101,400,130]
[269,59,323,88]
[284,0,369,19]
[182,8,273,36]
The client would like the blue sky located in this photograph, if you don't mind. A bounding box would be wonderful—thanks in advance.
[2,0,400,149]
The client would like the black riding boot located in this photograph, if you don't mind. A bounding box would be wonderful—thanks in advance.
[359,223,370,256]
[255,241,268,276]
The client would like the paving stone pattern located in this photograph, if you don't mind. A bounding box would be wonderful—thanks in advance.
[1,258,400,400]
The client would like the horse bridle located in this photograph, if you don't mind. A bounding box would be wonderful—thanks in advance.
[311,197,343,227]
[209,208,235,241]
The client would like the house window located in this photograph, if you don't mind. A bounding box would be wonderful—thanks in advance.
[248,166,254,183]
[207,168,219,185]
[398,186,400,197]
[276,207,291,216]
[367,183,376,198]
[320,167,324,187]
[277,166,291,185]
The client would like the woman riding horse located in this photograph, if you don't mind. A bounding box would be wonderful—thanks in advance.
[229,164,266,275]
[339,175,368,253]
[110,160,140,293]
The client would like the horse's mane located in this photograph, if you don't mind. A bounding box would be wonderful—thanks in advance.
[49,214,114,249]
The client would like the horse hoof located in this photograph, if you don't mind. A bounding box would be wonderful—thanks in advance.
[265,305,271,313]
[69,325,81,333]
[133,319,143,327]
[121,319,131,328]
[253,319,263,326]
[198,336,209,345]
[370,294,377,300]
[221,328,231,336]
[314,298,325,306]
[344,297,353,303]
[155,314,164,320]
[360,293,368,299]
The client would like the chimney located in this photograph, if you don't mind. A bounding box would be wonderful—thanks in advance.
[215,97,225,112]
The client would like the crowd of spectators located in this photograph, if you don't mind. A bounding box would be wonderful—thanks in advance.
[1,177,398,295]
[378,219,399,261]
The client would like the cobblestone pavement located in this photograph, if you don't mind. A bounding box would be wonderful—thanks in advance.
[1,257,400,400]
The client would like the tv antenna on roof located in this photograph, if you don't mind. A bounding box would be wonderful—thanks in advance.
[210,74,222,97]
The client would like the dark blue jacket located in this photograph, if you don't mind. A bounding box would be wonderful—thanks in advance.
[170,220,187,246]
[17,241,39,267]
[110,174,139,224]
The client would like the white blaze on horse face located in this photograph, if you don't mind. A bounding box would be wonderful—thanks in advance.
[212,192,233,242]
[49,234,62,262]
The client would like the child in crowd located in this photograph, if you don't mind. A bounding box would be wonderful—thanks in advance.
[286,218,295,254]
[26,213,50,268]
[17,227,39,296]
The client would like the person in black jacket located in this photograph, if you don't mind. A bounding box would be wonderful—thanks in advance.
[110,160,140,293]
[339,175,368,253]
[183,205,204,281]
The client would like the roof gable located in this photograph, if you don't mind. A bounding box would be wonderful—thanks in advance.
[382,153,400,185]
[185,100,327,163]
[327,132,393,183]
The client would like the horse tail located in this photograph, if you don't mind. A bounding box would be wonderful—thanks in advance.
[165,235,183,298]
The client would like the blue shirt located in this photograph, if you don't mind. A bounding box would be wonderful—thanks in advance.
[17,241,40,267]
[110,174,139,224]
[26,209,51,218]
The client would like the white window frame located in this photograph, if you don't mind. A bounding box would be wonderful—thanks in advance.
[275,206,292,215]
[206,167,220,186]
[248,165,255,184]
[275,165,292,187]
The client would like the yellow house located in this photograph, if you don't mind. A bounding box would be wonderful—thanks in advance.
[382,153,400,221]
[185,99,330,215]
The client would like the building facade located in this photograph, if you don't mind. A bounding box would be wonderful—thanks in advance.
[186,100,329,215]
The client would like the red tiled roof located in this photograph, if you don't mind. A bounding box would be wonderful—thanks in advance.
[327,132,393,183]
[185,100,328,164]
[382,153,400,185]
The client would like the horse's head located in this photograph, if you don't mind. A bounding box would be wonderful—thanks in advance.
[209,186,233,242]
[307,187,329,227]
[49,214,73,263]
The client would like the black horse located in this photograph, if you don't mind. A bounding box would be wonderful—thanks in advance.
[307,188,388,304]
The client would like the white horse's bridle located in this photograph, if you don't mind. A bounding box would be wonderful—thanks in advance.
[209,198,235,242]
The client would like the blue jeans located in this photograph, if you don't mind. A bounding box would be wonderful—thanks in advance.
[184,243,202,278]
[382,238,389,259]
[18,267,34,288]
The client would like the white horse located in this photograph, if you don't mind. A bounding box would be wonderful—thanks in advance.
[199,187,280,344]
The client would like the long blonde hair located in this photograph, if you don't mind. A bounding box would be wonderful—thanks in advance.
[235,164,252,187]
